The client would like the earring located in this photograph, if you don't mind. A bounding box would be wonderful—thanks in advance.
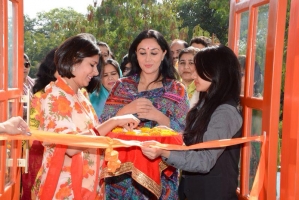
[72,67,76,72]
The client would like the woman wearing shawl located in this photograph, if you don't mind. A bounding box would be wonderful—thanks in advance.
[101,29,189,199]
[31,34,139,200]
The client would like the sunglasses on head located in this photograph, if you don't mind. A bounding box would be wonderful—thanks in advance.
[24,62,31,68]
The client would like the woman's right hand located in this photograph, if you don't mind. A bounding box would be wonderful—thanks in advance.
[0,116,31,135]
[113,114,140,131]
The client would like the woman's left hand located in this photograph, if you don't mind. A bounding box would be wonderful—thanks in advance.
[136,103,159,121]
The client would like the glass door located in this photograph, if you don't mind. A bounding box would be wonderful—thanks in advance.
[0,0,24,199]
[228,0,287,199]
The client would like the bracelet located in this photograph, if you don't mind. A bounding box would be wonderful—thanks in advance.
[92,127,100,136]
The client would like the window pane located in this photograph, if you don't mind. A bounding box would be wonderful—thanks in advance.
[8,0,17,88]
[253,4,269,97]
[237,11,249,96]
[249,109,262,189]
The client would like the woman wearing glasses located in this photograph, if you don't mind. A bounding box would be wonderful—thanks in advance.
[23,53,35,120]
[23,54,34,97]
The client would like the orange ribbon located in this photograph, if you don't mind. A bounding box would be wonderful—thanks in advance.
[0,129,265,199]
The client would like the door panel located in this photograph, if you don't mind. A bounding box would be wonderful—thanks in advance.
[280,0,299,199]
[228,0,287,199]
[0,0,24,199]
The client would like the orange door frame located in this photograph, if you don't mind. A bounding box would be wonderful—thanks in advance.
[228,0,287,199]
[0,0,24,199]
[280,0,299,199]
[1,0,298,199]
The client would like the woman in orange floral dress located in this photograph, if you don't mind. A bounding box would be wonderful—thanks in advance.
[31,34,139,200]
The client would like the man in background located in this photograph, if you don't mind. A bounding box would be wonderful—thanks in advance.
[170,39,189,70]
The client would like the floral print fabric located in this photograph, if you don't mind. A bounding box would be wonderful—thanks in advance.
[100,74,189,132]
[31,76,104,200]
[21,90,44,200]
[100,74,189,199]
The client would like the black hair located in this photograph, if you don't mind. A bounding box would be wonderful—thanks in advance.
[127,29,179,87]
[32,48,57,94]
[101,59,121,77]
[55,34,100,78]
[189,36,212,47]
[77,33,97,43]
[120,54,130,74]
[97,41,112,56]
[33,46,102,94]
[184,45,241,145]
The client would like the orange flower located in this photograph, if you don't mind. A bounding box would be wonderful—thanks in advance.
[51,96,72,116]
[44,87,52,96]
[74,102,83,113]
[39,110,45,128]
[82,159,95,178]
[81,89,89,98]
[81,101,91,113]
[55,182,72,199]
[34,112,41,122]
[55,127,68,133]
[46,120,56,129]
[62,166,71,172]
[46,154,53,168]
[31,96,40,109]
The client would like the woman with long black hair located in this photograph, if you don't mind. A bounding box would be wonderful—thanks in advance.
[142,45,243,200]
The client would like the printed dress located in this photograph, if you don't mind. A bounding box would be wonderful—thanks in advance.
[100,74,189,132]
[100,74,189,200]
[31,76,104,200]
[21,91,44,200]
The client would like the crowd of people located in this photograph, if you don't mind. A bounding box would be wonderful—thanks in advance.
[1,30,244,200]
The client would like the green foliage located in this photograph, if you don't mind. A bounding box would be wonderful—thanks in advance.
[90,0,181,60]
[24,0,231,67]
[25,2,182,77]
[238,11,249,55]
[177,0,229,44]
[24,8,89,77]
